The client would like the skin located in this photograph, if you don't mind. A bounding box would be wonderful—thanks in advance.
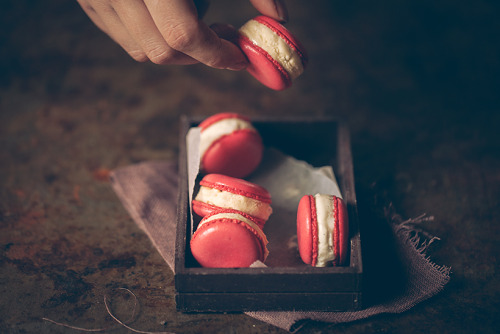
[77,0,288,70]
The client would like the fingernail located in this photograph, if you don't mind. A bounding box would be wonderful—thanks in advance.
[274,0,289,22]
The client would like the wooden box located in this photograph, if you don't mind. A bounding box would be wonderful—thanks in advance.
[175,116,362,312]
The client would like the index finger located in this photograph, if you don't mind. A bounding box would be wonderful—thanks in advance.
[144,0,248,70]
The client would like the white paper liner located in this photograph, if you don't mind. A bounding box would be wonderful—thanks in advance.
[186,127,201,234]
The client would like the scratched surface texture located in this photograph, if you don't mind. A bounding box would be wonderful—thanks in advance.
[1,0,499,333]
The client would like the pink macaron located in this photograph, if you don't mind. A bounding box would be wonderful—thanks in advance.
[198,112,263,178]
[237,16,308,90]
[190,209,269,268]
[297,194,349,267]
[192,173,272,229]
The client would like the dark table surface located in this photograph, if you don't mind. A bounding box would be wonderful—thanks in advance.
[1,0,499,333]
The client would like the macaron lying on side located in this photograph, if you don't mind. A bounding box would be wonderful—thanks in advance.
[190,209,269,268]
[297,194,349,267]
[238,15,308,90]
[199,112,263,178]
[192,173,272,229]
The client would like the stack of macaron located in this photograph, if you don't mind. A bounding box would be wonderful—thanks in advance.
[191,174,272,268]
[191,113,271,268]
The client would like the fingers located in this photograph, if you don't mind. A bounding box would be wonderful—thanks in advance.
[112,0,197,65]
[249,0,288,22]
[78,0,195,64]
[144,0,247,70]
[77,0,109,35]
[78,0,146,62]
[78,0,249,70]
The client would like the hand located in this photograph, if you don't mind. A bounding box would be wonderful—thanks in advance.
[77,0,288,70]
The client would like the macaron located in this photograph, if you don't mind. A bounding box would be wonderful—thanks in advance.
[297,194,349,267]
[192,173,272,228]
[198,112,263,178]
[190,209,269,268]
[237,15,308,91]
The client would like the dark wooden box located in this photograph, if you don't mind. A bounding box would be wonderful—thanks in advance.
[175,115,362,312]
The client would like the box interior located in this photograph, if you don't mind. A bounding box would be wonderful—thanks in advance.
[174,116,362,311]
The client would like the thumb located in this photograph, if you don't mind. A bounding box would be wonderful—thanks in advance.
[249,0,288,22]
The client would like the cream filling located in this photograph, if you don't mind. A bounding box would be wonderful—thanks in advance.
[239,19,304,79]
[195,186,272,221]
[200,212,269,260]
[199,118,255,158]
[315,194,336,267]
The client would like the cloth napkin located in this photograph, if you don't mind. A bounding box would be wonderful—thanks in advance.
[110,160,450,332]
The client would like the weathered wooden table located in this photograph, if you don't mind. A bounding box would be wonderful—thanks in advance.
[1,0,498,333]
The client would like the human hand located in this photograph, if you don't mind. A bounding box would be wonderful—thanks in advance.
[77,0,288,70]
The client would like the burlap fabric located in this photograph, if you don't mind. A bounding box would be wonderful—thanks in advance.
[110,161,450,332]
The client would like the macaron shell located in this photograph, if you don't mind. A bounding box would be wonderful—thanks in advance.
[190,219,265,268]
[192,199,218,218]
[334,197,349,266]
[238,34,291,91]
[200,173,271,203]
[191,201,266,229]
[201,128,263,178]
[296,195,317,265]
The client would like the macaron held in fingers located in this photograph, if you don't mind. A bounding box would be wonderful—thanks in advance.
[237,15,308,90]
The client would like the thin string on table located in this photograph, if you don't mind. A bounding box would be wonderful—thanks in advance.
[42,287,174,334]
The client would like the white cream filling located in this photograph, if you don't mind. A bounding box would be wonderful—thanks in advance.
[239,19,304,79]
[315,194,336,267]
[195,186,272,221]
[199,118,255,158]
